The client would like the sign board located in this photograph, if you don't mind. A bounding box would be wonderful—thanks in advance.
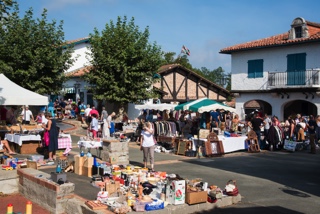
[283,139,298,152]
[177,140,188,155]
[199,129,210,139]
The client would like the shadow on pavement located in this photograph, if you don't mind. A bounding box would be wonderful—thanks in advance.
[179,152,320,197]
[195,205,304,214]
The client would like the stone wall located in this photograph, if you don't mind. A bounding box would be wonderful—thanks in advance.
[101,140,129,165]
[17,168,75,214]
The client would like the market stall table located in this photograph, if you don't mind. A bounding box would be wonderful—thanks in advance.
[5,133,42,154]
[77,139,103,157]
[192,135,247,154]
[58,133,72,155]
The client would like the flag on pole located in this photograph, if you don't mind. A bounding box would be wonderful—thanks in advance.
[181,45,190,56]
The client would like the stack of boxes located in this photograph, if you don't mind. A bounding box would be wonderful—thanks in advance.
[101,139,129,165]
[74,155,93,177]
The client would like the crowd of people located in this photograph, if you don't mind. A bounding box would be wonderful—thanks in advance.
[0,98,118,160]
[135,108,319,155]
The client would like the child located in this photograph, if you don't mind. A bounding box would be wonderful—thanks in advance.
[34,112,42,124]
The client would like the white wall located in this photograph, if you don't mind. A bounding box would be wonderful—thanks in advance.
[231,43,320,91]
[66,43,92,73]
[235,92,320,121]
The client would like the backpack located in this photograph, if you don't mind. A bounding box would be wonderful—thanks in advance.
[79,104,85,113]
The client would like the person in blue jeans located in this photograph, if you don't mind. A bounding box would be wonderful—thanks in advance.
[250,113,264,149]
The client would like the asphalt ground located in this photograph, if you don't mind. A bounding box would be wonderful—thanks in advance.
[3,121,320,213]
[44,126,320,214]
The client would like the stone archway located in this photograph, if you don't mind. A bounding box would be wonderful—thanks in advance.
[283,100,317,119]
[244,100,272,116]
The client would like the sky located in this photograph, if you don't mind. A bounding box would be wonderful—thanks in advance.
[17,0,320,74]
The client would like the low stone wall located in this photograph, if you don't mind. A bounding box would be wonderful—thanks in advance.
[17,168,75,214]
[16,168,114,214]
[101,140,129,165]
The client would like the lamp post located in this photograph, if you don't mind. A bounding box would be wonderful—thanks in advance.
[74,81,81,100]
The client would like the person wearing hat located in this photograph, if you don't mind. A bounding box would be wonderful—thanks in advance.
[21,106,34,124]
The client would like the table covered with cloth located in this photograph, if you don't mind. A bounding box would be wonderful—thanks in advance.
[5,133,41,146]
[58,134,72,149]
[77,140,103,149]
[192,135,248,154]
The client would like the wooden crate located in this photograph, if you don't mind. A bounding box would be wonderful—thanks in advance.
[19,141,40,154]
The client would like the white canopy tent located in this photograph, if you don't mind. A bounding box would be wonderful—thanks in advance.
[0,74,48,106]
[135,103,177,111]
[197,103,236,113]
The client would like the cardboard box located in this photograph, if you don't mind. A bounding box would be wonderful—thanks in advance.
[166,180,185,205]
[74,155,85,175]
[82,166,92,177]
[20,141,40,154]
[186,191,207,205]
[83,157,94,167]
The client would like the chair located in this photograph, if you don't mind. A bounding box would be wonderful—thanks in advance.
[205,132,224,156]
[246,130,260,152]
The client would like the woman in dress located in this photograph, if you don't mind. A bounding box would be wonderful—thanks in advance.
[140,122,155,171]
[43,113,59,161]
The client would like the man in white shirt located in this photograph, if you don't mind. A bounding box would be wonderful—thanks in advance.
[84,104,92,125]
[21,106,34,124]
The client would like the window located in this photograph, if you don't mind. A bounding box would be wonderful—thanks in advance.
[295,26,302,38]
[248,59,263,78]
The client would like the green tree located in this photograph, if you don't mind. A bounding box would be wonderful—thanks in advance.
[85,16,163,105]
[162,52,176,65]
[0,0,15,21]
[0,5,74,95]
[198,66,226,86]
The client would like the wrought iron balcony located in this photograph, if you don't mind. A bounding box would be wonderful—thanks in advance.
[267,69,320,88]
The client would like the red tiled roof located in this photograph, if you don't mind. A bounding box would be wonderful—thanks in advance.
[64,37,90,45]
[220,20,320,54]
[65,66,91,77]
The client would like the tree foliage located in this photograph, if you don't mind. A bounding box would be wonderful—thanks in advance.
[0,0,15,21]
[85,16,163,104]
[0,4,74,95]
[161,51,193,70]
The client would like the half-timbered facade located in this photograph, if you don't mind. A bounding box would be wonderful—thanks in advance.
[154,64,230,103]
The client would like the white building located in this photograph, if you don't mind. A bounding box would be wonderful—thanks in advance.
[220,17,320,121]
[62,37,92,105]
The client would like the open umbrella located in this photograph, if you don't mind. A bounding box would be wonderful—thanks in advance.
[188,98,236,113]
[174,97,207,111]
[197,103,236,113]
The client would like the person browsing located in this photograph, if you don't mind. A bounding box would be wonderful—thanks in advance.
[140,122,155,171]
[21,106,34,124]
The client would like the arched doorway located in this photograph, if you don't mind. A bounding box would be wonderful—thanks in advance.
[244,100,272,116]
[283,100,317,119]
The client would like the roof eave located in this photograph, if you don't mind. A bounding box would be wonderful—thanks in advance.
[220,39,320,54]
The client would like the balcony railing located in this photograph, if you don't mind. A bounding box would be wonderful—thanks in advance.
[267,69,320,88]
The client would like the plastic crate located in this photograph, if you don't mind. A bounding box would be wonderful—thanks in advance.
[134,201,145,212]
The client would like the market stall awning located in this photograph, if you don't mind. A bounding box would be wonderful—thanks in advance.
[188,98,236,113]
[0,74,48,106]
[135,103,177,111]
[196,103,236,113]
[174,97,207,111]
